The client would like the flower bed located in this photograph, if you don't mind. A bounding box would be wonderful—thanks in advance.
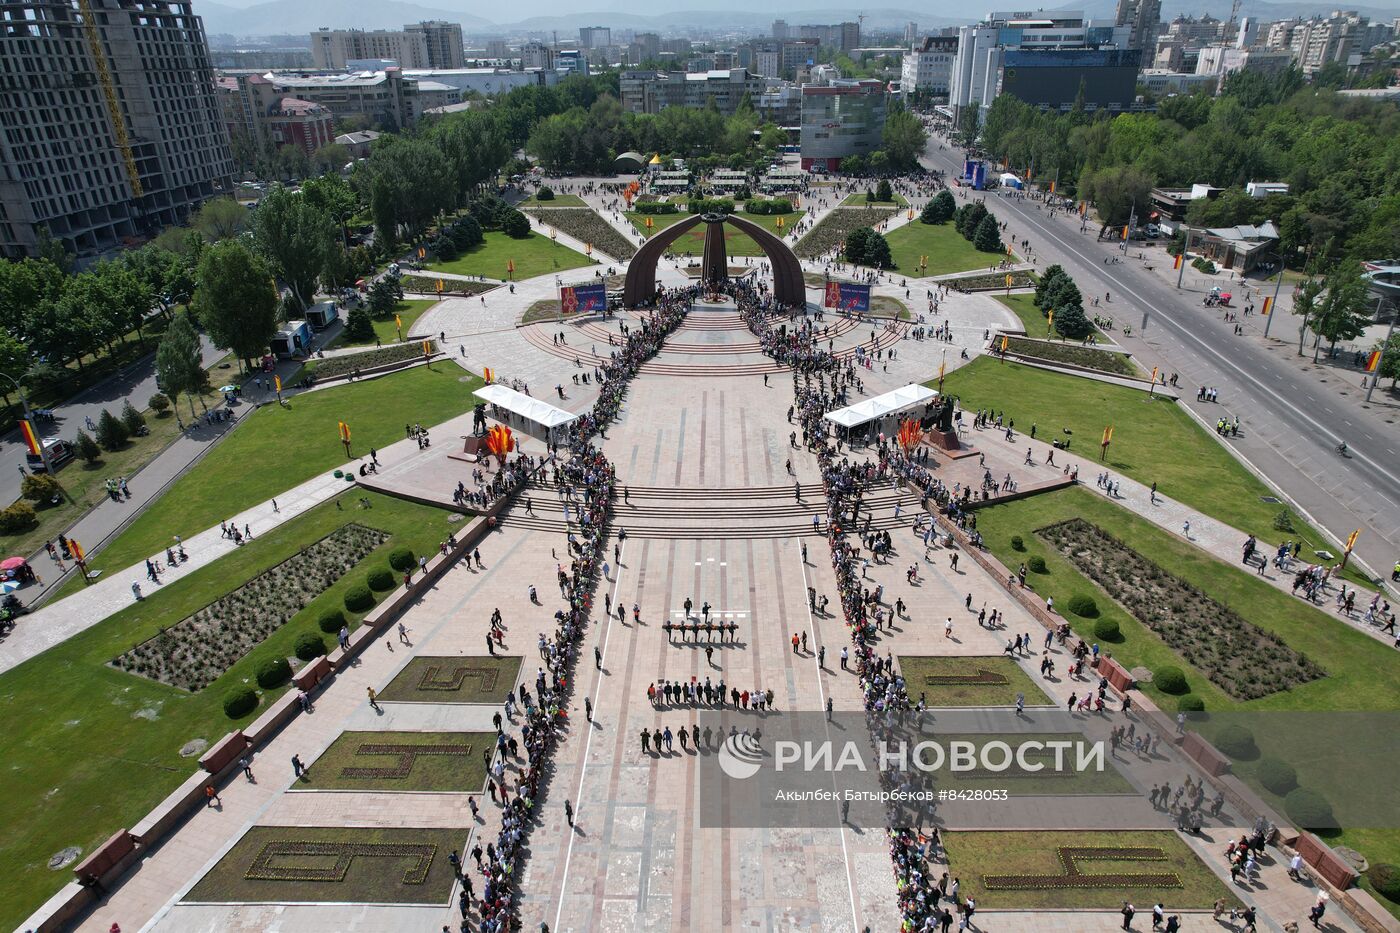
[1004,336,1137,377]
[983,846,1183,891]
[400,275,495,297]
[314,342,434,381]
[300,730,492,792]
[1038,518,1324,699]
[947,270,1036,291]
[794,207,896,259]
[247,840,437,884]
[112,524,388,690]
[526,207,636,260]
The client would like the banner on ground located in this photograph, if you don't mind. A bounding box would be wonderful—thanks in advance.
[823,281,871,313]
[560,282,607,314]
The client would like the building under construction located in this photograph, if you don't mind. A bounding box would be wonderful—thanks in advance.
[0,0,233,259]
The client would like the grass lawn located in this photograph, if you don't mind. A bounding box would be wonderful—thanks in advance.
[378,655,522,704]
[943,830,1237,909]
[78,364,482,578]
[330,298,438,348]
[935,357,1333,548]
[426,230,594,282]
[899,655,1052,707]
[518,193,586,207]
[0,491,464,929]
[997,294,1108,343]
[186,825,469,904]
[300,730,491,792]
[626,210,803,257]
[1004,337,1139,378]
[882,221,1006,277]
[841,192,909,207]
[977,488,1400,713]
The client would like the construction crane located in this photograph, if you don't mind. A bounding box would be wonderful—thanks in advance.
[78,0,142,196]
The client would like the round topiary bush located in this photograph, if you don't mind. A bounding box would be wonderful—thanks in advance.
[366,567,396,591]
[1093,618,1121,641]
[223,686,259,719]
[1213,723,1259,760]
[388,546,416,572]
[1154,665,1189,695]
[535,186,554,200]
[295,632,326,661]
[1067,594,1099,617]
[1027,556,1047,573]
[1369,863,1400,904]
[1010,535,1024,551]
[344,584,374,612]
[1285,787,1335,830]
[1257,757,1299,795]
[256,656,292,689]
[318,608,346,633]
[1177,695,1205,712]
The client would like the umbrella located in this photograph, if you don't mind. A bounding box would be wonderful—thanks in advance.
[219,385,239,393]
[0,580,18,593]
[0,557,26,570]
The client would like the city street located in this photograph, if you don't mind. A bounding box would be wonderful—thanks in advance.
[921,136,1400,583]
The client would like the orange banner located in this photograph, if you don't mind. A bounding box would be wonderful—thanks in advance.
[19,419,40,456]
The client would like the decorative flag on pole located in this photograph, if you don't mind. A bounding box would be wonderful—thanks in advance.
[1049,180,1056,194]
[484,367,494,384]
[507,259,515,277]
[274,375,282,394]
[422,340,431,356]
[70,538,84,563]
[19,419,41,456]
[1004,273,1013,288]
[418,246,426,259]
[1122,225,1130,241]
[1000,335,1009,351]
[1151,366,1159,384]
[1366,349,1381,372]
[394,313,403,333]
[1173,253,1183,270]
[1261,296,1272,316]
[338,421,351,443]
[1347,529,1360,551]
[435,278,444,293]
[645,216,654,230]
[1047,310,1054,330]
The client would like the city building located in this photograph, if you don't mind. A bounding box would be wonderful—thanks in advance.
[407,22,465,70]
[799,79,887,172]
[904,22,920,47]
[747,38,820,79]
[402,68,541,96]
[999,48,1142,112]
[773,20,790,40]
[1263,12,1394,74]
[312,27,431,70]
[1115,0,1162,51]
[630,33,661,64]
[901,36,959,97]
[798,22,861,52]
[334,129,381,159]
[1195,45,1294,78]
[755,84,803,125]
[217,74,335,157]
[520,41,553,70]
[619,69,765,115]
[0,0,233,258]
[578,26,612,49]
[257,69,460,130]
[1139,70,1219,95]
[484,39,509,58]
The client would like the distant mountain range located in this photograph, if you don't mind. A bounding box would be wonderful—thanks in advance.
[193,0,1400,40]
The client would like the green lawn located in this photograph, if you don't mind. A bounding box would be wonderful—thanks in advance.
[883,221,1006,276]
[300,730,491,792]
[899,655,1052,707]
[936,357,1329,547]
[426,230,594,282]
[943,831,1237,910]
[997,294,1106,342]
[187,826,469,904]
[625,210,803,257]
[378,655,522,704]
[518,193,586,207]
[330,298,438,348]
[841,192,910,208]
[0,492,463,930]
[79,365,481,578]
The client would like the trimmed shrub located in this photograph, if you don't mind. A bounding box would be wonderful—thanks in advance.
[1257,757,1299,795]
[1093,618,1121,641]
[1177,695,1205,712]
[0,501,37,534]
[96,408,129,450]
[1010,535,1024,551]
[318,608,346,633]
[21,472,62,502]
[121,400,146,435]
[501,209,531,239]
[149,393,171,415]
[1066,594,1099,617]
[535,186,555,201]
[1027,556,1047,573]
[255,656,291,689]
[1214,724,1259,759]
[1284,787,1336,830]
[75,430,103,464]
[366,567,396,591]
[223,686,259,719]
[1370,863,1400,904]
[344,583,374,612]
[388,546,416,571]
[633,200,679,214]
[1154,665,1189,695]
[295,632,327,661]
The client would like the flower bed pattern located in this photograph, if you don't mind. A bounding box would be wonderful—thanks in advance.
[1004,336,1137,377]
[246,840,437,884]
[376,655,521,703]
[112,524,388,690]
[949,270,1035,291]
[983,846,1183,890]
[301,730,490,792]
[795,207,896,259]
[526,207,637,260]
[340,742,472,779]
[314,341,435,381]
[401,275,495,297]
[1038,518,1324,699]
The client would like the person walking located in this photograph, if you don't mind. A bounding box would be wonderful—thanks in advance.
[367,687,381,712]
[239,756,254,781]
[292,754,305,778]
[564,799,574,827]
[204,784,220,808]
[1121,901,1135,930]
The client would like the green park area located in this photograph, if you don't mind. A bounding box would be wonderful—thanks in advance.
[331,298,438,349]
[0,491,463,929]
[898,655,1051,707]
[299,730,491,792]
[73,364,481,581]
[625,210,803,257]
[427,230,594,282]
[882,221,1005,276]
[996,293,1108,343]
[841,191,909,208]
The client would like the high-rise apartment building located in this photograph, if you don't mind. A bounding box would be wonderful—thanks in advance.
[619,69,765,115]
[773,20,790,40]
[578,26,611,49]
[799,79,887,172]
[406,21,464,70]
[1115,0,1162,51]
[310,24,462,71]
[902,36,959,97]
[1264,11,1393,74]
[904,22,920,46]
[0,0,233,258]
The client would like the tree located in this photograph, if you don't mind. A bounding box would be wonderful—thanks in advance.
[310,142,351,175]
[958,202,988,241]
[845,227,893,269]
[882,107,928,169]
[302,173,358,238]
[1034,265,1067,307]
[1079,164,1154,230]
[1052,302,1092,340]
[973,213,1003,253]
[501,209,531,239]
[120,400,146,436]
[193,241,279,372]
[874,179,894,203]
[191,197,250,242]
[21,472,62,503]
[156,310,205,422]
[1292,278,1322,356]
[250,186,336,311]
[1311,260,1371,361]
[956,106,980,148]
[922,190,955,225]
[95,409,129,451]
[343,304,375,342]
[74,430,102,464]
[149,393,171,415]
[368,276,400,317]
[1373,332,1400,388]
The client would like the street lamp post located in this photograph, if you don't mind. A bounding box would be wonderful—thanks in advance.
[1365,297,1396,403]
[1,372,53,476]
[1175,227,1194,289]
[1260,252,1287,339]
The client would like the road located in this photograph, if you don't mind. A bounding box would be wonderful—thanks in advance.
[921,134,1400,583]
[0,336,225,508]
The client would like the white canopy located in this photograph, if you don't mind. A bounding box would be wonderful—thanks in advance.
[822,384,938,430]
[474,384,577,429]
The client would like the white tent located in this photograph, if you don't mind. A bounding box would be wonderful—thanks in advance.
[1000,173,1023,189]
[822,384,938,430]
[474,384,577,441]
